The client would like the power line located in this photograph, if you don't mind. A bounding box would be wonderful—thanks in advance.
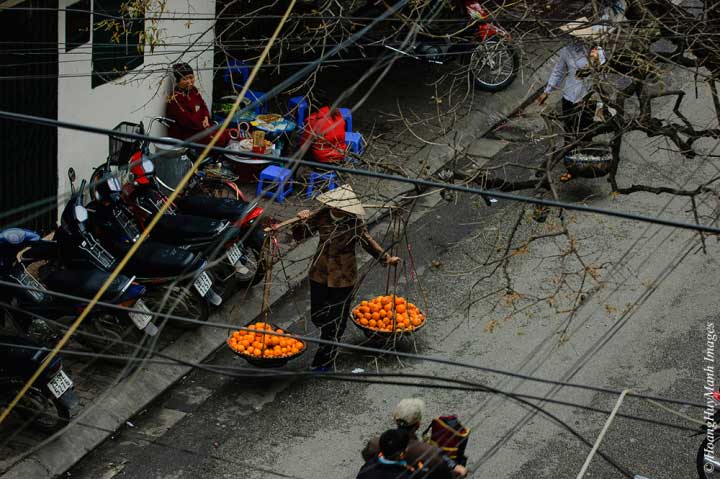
[0,279,705,410]
[1,107,719,236]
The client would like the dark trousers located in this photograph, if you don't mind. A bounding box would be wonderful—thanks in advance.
[310,280,354,368]
[561,98,596,144]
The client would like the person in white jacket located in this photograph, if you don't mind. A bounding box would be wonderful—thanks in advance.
[536,1,625,181]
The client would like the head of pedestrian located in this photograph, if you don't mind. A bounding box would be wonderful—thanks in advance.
[379,428,410,462]
[315,185,366,220]
[172,62,195,91]
[393,398,425,432]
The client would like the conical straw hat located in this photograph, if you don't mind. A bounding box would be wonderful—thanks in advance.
[315,184,366,218]
[559,17,601,39]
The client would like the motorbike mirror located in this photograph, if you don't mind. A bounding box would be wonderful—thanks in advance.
[107,176,122,192]
[74,205,89,223]
[142,157,155,175]
[68,168,76,195]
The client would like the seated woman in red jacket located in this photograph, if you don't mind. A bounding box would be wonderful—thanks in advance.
[166,63,230,146]
[299,103,347,163]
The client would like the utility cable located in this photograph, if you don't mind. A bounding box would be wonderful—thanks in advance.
[1,108,720,236]
[0,279,706,410]
[576,388,632,478]
[0,0,299,427]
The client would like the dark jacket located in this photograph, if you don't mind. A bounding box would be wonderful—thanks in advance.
[356,457,413,479]
[166,86,229,145]
[292,208,387,288]
[362,431,456,479]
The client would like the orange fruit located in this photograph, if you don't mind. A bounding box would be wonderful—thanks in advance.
[371,312,380,321]
[360,318,369,326]
[369,319,377,328]
[396,304,406,314]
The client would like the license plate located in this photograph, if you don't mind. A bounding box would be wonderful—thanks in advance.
[193,272,212,297]
[226,243,242,265]
[128,299,153,330]
[47,370,73,399]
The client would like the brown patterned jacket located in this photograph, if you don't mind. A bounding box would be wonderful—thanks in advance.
[293,208,388,288]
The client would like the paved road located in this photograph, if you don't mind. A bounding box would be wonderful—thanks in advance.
[68,67,718,477]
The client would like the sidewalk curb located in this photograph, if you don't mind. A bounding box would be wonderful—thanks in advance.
[0,44,559,479]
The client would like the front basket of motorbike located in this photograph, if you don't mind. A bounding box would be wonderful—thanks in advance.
[109,122,144,166]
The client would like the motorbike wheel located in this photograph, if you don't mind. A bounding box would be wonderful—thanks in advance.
[234,242,266,288]
[75,312,146,361]
[144,285,209,330]
[697,438,720,478]
[468,37,519,92]
[4,383,70,433]
[210,257,239,300]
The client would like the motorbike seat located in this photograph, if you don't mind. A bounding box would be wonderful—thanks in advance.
[112,240,202,278]
[152,214,230,245]
[176,196,249,221]
[43,269,131,300]
[0,335,59,378]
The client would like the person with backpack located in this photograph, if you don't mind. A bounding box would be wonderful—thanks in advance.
[362,398,468,479]
[357,429,419,479]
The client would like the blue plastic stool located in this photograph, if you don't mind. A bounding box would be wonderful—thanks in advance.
[306,171,338,199]
[338,108,352,132]
[345,132,364,163]
[256,165,293,203]
[287,96,308,127]
[223,59,268,114]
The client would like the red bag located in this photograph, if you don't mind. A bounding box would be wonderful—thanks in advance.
[422,415,470,466]
[300,106,347,163]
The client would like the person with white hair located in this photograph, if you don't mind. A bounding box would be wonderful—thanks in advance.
[362,398,468,479]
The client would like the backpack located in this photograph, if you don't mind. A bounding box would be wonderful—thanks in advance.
[422,415,470,466]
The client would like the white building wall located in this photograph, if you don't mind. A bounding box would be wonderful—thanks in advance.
[56,0,216,203]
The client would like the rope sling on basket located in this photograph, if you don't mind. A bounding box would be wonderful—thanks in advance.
[350,209,428,340]
[226,230,306,367]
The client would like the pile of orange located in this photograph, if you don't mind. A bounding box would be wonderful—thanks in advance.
[227,322,305,359]
[352,295,425,333]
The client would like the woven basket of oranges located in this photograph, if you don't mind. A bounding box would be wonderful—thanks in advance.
[227,321,306,367]
[351,295,426,338]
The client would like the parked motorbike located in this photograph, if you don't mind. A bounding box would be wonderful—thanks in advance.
[0,227,158,356]
[121,155,267,289]
[93,118,241,201]
[34,176,221,329]
[352,0,519,92]
[0,335,77,433]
